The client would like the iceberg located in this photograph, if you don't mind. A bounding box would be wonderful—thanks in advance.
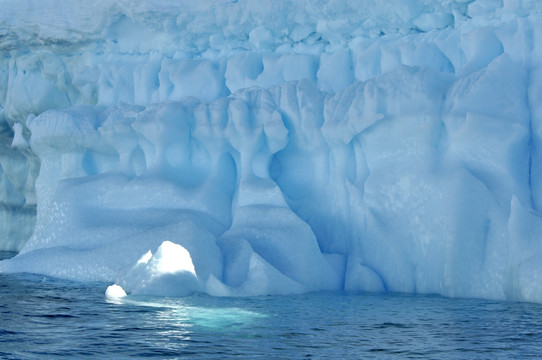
[1,0,542,302]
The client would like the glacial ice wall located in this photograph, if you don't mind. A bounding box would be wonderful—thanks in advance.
[0,0,470,250]
[2,0,542,302]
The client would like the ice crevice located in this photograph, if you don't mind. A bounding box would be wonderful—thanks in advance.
[2,0,542,302]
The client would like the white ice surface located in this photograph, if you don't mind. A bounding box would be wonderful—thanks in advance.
[1,0,542,302]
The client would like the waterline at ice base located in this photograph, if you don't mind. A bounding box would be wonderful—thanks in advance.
[2,0,542,303]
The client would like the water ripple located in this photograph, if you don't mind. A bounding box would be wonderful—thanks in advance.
[1,275,542,358]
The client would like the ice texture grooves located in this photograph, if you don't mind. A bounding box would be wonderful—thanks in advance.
[1,0,542,302]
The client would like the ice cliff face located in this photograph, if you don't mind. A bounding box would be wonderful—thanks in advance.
[1,0,542,302]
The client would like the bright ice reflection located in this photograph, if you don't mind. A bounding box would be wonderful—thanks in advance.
[107,295,266,330]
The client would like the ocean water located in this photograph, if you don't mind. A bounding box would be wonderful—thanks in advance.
[1,252,542,359]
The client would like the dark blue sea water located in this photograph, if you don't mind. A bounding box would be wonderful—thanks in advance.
[1,251,542,359]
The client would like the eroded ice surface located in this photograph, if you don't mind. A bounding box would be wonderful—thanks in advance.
[2,0,542,302]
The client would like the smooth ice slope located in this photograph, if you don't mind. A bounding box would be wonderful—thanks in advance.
[2,0,542,302]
